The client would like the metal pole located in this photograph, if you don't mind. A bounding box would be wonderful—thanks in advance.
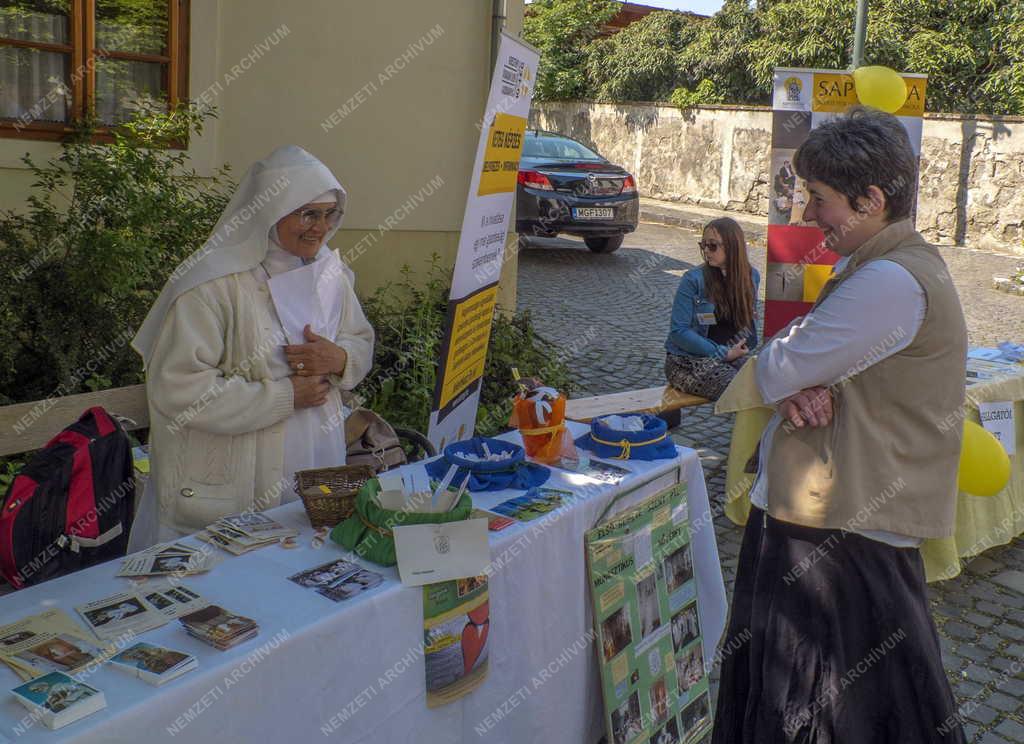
[852,0,868,68]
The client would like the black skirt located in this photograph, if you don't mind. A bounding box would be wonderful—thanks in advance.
[712,507,966,744]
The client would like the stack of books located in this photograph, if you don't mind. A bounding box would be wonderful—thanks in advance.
[11,672,106,730]
[196,513,298,555]
[109,642,198,686]
[179,605,258,651]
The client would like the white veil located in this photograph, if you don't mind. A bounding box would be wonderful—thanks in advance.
[131,145,348,366]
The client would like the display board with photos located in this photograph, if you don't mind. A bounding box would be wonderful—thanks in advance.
[585,483,713,744]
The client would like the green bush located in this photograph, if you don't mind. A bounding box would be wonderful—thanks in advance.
[0,105,235,406]
[357,255,576,438]
[670,79,727,110]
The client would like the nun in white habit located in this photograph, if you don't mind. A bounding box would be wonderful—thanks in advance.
[131,145,374,539]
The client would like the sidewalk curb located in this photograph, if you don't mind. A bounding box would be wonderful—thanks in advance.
[640,204,767,248]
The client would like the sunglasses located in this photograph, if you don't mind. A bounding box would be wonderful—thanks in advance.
[292,207,343,229]
[698,240,723,253]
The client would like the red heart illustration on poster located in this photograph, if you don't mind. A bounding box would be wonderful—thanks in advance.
[461,600,490,674]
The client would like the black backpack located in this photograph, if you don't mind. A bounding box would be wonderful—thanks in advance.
[0,406,135,589]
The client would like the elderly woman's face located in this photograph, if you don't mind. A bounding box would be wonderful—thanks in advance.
[275,201,340,258]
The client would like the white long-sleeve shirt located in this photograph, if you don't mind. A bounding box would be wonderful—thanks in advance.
[749,257,927,547]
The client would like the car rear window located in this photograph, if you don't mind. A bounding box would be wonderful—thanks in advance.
[522,134,604,162]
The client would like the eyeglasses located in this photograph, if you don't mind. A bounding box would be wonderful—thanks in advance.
[698,240,723,254]
[292,207,342,229]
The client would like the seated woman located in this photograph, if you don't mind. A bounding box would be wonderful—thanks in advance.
[131,145,374,538]
[664,217,759,401]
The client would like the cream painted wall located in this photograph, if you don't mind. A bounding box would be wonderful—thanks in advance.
[0,0,527,305]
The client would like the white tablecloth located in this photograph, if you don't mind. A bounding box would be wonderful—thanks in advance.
[0,422,724,743]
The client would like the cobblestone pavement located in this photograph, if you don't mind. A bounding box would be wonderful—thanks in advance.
[516,213,1024,742]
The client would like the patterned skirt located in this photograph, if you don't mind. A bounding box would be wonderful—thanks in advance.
[664,353,742,401]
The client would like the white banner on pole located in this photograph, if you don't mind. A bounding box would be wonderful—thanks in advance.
[426,32,539,451]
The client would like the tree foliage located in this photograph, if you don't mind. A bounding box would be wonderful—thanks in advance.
[587,10,703,102]
[525,0,1024,114]
[524,0,618,101]
[0,107,234,405]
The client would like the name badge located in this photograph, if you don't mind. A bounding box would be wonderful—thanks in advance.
[697,312,716,326]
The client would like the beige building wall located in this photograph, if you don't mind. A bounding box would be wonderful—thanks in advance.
[0,0,527,304]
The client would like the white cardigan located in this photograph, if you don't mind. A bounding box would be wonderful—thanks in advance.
[146,263,374,534]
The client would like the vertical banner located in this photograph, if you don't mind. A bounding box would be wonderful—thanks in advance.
[764,67,927,337]
[427,32,540,450]
[585,483,714,744]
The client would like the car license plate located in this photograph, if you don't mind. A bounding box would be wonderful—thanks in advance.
[572,207,614,220]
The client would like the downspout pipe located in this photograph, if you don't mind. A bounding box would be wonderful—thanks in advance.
[491,0,506,74]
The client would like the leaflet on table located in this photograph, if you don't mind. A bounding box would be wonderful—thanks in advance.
[137,580,210,619]
[489,487,572,521]
[470,509,516,531]
[287,558,385,603]
[423,577,489,708]
[0,610,115,682]
[117,541,218,577]
[966,357,1022,385]
[550,455,632,485]
[393,519,490,587]
[584,482,713,744]
[75,591,169,641]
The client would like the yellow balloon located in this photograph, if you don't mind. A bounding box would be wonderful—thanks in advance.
[853,66,908,114]
[958,420,1011,497]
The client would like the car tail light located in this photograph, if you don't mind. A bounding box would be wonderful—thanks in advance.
[620,174,637,194]
[517,170,554,191]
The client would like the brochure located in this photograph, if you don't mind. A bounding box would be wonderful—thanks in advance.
[75,592,168,641]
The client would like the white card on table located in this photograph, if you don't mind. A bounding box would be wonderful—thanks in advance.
[393,519,489,587]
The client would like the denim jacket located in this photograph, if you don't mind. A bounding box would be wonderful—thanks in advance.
[664,265,760,359]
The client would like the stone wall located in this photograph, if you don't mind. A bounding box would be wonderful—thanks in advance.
[530,101,1024,255]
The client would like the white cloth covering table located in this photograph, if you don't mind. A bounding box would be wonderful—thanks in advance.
[0,422,724,743]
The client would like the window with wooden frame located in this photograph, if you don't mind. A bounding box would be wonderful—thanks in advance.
[0,0,189,141]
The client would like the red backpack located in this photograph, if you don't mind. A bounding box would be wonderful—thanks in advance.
[0,407,135,589]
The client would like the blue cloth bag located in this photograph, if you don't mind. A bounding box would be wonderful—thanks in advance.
[574,413,677,461]
[425,437,550,492]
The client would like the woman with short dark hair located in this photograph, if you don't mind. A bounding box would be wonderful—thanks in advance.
[664,217,759,401]
[712,107,967,744]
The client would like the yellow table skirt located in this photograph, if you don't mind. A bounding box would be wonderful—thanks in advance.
[719,369,1024,583]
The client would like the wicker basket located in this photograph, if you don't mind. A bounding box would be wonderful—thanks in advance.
[294,465,376,528]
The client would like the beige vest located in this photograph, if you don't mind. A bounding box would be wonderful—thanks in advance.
[766,219,967,538]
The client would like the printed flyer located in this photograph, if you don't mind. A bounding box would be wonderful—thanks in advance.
[585,483,713,744]
[423,576,489,708]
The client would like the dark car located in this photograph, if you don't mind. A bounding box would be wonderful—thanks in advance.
[515,130,639,253]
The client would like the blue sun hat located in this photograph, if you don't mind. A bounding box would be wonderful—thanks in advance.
[574,413,677,461]
[425,437,550,492]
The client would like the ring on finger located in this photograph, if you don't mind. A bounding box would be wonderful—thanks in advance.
[297,362,305,370]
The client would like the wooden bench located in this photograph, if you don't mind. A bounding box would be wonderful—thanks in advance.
[565,385,708,428]
[0,385,149,458]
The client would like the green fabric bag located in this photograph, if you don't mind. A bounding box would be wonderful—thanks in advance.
[329,477,474,566]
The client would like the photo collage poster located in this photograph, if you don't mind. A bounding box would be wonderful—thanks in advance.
[764,67,927,337]
[585,483,712,744]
